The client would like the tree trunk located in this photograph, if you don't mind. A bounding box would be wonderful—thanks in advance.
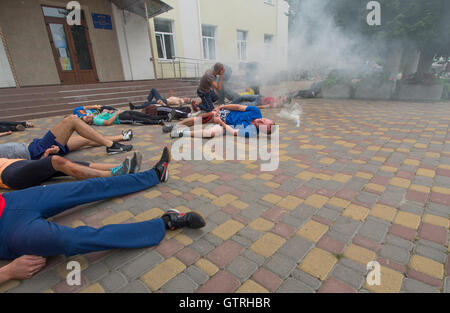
[386,43,404,80]
[402,49,420,78]
[417,50,434,76]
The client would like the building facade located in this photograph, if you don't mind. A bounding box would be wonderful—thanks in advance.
[0,0,289,88]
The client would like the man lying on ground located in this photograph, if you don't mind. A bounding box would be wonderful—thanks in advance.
[0,147,206,284]
[231,94,291,108]
[0,115,133,160]
[0,151,142,190]
[129,88,197,110]
[290,81,325,99]
[73,105,117,123]
[82,108,172,127]
[197,63,225,112]
[0,121,34,137]
[163,104,274,139]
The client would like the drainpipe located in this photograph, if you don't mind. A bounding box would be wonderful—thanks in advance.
[0,25,20,88]
[144,1,158,79]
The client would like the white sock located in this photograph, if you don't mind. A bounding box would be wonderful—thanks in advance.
[182,130,191,136]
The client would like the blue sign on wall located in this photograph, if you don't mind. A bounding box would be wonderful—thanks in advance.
[92,13,113,30]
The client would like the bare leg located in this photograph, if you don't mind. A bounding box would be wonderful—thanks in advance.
[89,163,120,171]
[178,112,214,127]
[189,125,224,138]
[50,115,113,148]
[51,156,111,179]
[66,135,123,152]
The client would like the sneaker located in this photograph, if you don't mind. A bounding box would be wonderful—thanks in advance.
[166,110,174,122]
[15,124,25,131]
[170,126,185,138]
[162,123,175,133]
[153,147,171,182]
[161,209,206,230]
[107,142,133,155]
[122,129,133,141]
[110,157,131,176]
[129,102,135,110]
[129,151,142,174]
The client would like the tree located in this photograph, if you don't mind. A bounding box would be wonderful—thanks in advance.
[288,0,450,78]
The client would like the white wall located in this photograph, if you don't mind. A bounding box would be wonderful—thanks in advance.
[177,0,202,76]
[112,4,155,80]
[276,0,289,71]
[0,38,15,88]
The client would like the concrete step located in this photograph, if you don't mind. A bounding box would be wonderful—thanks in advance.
[0,79,198,121]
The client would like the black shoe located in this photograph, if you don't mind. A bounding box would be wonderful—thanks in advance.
[162,123,175,133]
[110,157,131,176]
[129,102,135,110]
[107,142,133,154]
[129,151,142,174]
[153,147,171,182]
[162,209,206,230]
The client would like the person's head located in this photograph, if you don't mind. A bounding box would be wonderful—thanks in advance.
[82,115,94,125]
[253,118,275,135]
[213,63,224,75]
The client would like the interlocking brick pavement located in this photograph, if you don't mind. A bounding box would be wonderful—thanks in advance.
[0,98,449,293]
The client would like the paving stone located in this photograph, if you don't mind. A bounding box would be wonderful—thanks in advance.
[331,263,365,289]
[117,280,151,293]
[252,268,283,292]
[196,271,240,293]
[379,244,411,265]
[161,274,198,293]
[276,278,314,293]
[331,216,361,237]
[227,256,259,282]
[414,244,447,263]
[120,250,163,279]
[104,249,145,270]
[318,277,357,293]
[242,250,266,266]
[99,271,128,292]
[184,266,209,285]
[290,269,322,290]
[82,262,109,283]
[385,234,414,251]
[358,217,389,243]
[265,254,297,279]
[278,235,314,262]
[402,278,440,293]
[9,270,60,293]
[190,238,215,256]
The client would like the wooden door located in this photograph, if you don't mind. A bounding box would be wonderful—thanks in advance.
[43,6,99,84]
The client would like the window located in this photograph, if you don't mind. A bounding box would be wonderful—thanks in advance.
[237,30,248,61]
[264,34,273,60]
[202,25,216,60]
[154,19,175,60]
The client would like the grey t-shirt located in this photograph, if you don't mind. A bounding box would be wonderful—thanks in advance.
[0,142,30,159]
[198,69,217,93]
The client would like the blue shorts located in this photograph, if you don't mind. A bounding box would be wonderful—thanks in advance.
[28,131,70,160]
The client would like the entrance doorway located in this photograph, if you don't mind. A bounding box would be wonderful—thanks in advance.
[42,6,99,84]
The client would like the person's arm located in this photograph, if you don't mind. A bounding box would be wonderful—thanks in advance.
[213,115,238,136]
[215,104,247,112]
[41,145,60,159]
[0,255,46,284]
[83,105,101,110]
[102,110,121,127]
[0,131,12,137]
[210,68,225,91]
